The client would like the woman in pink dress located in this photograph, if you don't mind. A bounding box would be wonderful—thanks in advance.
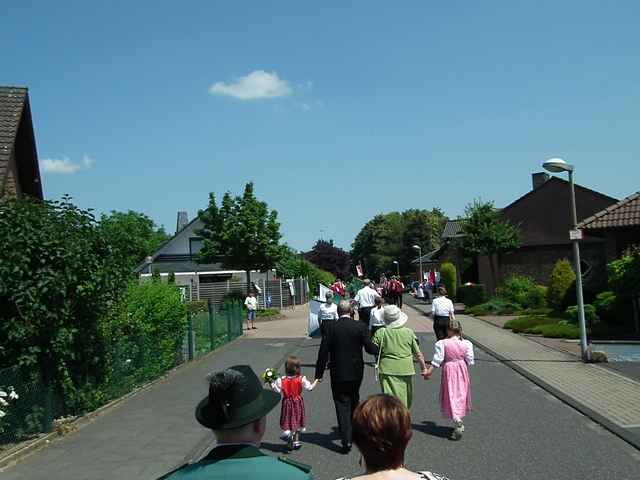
[424,318,474,440]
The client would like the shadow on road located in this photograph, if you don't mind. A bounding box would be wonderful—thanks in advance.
[301,428,344,453]
[413,421,452,439]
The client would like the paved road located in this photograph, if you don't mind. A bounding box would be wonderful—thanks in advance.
[3,307,639,479]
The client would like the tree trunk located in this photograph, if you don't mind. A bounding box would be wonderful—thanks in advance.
[488,254,498,294]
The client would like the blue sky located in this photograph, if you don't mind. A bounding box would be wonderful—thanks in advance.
[3,1,639,250]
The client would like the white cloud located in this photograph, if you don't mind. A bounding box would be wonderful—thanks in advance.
[209,70,292,100]
[41,154,96,174]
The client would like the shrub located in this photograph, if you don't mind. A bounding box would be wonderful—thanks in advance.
[186,300,208,314]
[565,304,599,326]
[547,259,576,312]
[466,297,521,316]
[256,308,280,318]
[503,315,559,333]
[440,262,457,299]
[529,322,580,339]
[497,275,547,309]
[458,284,487,307]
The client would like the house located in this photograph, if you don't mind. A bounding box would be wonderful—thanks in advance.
[477,173,618,294]
[577,191,640,261]
[0,87,43,200]
[135,211,271,302]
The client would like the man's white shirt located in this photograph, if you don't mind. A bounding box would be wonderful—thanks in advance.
[355,286,380,307]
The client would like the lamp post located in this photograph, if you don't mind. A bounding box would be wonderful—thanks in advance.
[412,245,423,283]
[393,260,400,277]
[543,158,590,362]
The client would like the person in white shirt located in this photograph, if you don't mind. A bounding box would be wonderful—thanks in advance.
[369,296,386,336]
[431,286,455,340]
[318,291,339,336]
[244,291,258,330]
[354,279,380,325]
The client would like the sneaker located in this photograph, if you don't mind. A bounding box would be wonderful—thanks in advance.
[293,441,302,450]
[279,430,292,441]
[287,437,294,450]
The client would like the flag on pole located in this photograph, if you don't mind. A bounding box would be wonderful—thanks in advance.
[356,263,363,277]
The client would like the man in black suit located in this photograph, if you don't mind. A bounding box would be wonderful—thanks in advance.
[315,300,379,453]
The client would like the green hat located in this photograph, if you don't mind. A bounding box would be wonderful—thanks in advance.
[195,365,280,430]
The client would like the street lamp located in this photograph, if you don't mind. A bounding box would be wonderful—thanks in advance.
[412,245,423,283]
[392,260,400,277]
[543,158,590,362]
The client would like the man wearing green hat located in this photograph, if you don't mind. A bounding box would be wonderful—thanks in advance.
[158,365,312,479]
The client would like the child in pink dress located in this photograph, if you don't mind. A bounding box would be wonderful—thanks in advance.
[271,356,318,450]
[424,318,474,440]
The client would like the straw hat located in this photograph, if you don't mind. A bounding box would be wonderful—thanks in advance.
[383,305,408,329]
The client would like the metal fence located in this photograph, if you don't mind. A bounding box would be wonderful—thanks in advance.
[0,301,244,448]
[188,277,309,308]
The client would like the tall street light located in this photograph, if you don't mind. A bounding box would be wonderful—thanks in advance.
[543,158,590,362]
[393,260,400,277]
[412,245,423,283]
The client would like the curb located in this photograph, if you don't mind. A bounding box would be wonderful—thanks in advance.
[0,335,244,471]
[404,301,640,451]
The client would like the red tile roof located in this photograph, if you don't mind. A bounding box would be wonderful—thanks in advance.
[578,192,640,229]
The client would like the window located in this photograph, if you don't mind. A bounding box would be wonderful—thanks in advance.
[189,237,204,256]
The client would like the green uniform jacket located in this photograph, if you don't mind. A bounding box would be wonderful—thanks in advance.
[159,444,312,480]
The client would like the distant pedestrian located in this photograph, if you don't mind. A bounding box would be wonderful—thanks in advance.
[373,305,428,408]
[415,282,425,301]
[424,318,474,440]
[244,291,258,330]
[431,286,455,340]
[271,356,318,450]
[369,297,386,336]
[354,279,380,325]
[158,365,312,479]
[317,291,339,337]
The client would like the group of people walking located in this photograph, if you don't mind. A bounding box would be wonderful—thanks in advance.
[161,281,473,480]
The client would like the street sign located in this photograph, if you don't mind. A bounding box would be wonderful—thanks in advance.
[569,229,583,240]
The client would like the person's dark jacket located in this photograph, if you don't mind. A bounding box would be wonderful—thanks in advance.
[315,316,379,382]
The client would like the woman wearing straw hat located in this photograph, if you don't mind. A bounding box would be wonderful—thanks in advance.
[372,305,428,408]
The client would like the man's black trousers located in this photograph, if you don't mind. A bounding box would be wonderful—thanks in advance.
[331,379,362,446]
[433,315,450,340]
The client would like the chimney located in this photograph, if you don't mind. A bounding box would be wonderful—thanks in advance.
[176,211,189,234]
[532,172,550,190]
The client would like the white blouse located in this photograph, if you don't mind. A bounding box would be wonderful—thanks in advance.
[431,296,455,317]
[271,375,316,394]
[318,302,339,321]
[431,336,475,368]
[369,306,385,328]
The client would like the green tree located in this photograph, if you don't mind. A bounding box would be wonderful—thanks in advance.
[351,209,445,279]
[608,246,640,332]
[0,196,129,397]
[197,183,282,290]
[98,210,168,274]
[460,199,520,290]
[276,245,335,297]
[547,259,576,312]
[440,262,458,299]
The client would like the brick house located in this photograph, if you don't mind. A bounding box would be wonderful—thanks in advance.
[478,173,618,294]
[578,191,640,261]
[0,87,43,200]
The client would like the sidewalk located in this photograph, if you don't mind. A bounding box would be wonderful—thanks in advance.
[0,307,311,480]
[404,296,640,450]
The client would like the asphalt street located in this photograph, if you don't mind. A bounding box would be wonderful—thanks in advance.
[273,332,640,480]
[2,315,639,479]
